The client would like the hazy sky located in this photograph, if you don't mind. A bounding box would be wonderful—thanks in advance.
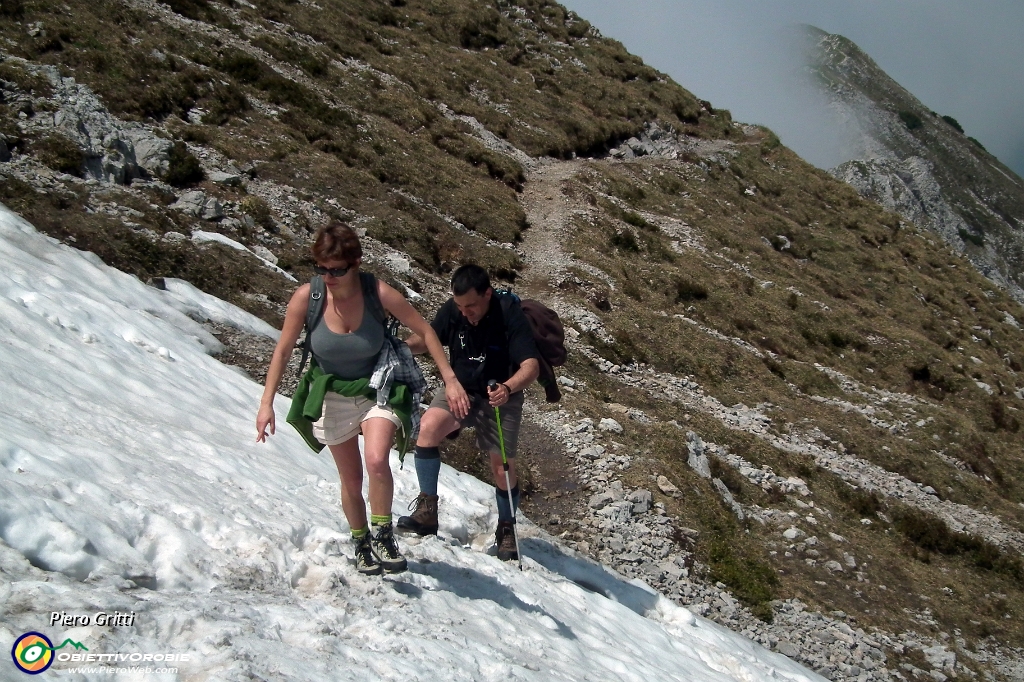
[560,0,1024,176]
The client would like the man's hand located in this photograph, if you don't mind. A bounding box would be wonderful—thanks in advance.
[445,379,471,420]
[486,381,510,408]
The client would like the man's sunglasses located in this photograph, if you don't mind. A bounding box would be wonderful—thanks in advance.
[313,265,351,277]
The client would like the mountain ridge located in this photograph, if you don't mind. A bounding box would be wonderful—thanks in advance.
[801,24,1024,304]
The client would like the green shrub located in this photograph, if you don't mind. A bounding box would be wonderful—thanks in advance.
[178,126,210,144]
[941,115,964,134]
[460,7,511,49]
[707,538,777,622]
[165,0,210,20]
[218,51,263,84]
[893,506,1023,583]
[202,83,249,125]
[958,228,985,247]
[165,141,204,187]
[0,0,24,19]
[33,134,84,176]
[674,277,708,303]
[899,110,923,130]
[990,399,1020,433]
[0,62,52,98]
[239,196,275,230]
[610,229,640,252]
[838,484,881,517]
[709,457,745,497]
[968,136,987,152]
[622,210,654,230]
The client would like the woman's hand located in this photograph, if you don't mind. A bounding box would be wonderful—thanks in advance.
[256,404,276,443]
[445,379,471,420]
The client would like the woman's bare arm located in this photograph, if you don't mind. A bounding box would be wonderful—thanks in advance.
[256,285,310,442]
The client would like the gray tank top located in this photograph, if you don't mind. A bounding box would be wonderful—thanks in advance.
[310,303,385,380]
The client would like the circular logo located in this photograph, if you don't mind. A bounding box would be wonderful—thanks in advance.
[11,632,54,675]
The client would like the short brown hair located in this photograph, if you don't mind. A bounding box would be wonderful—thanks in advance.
[312,221,362,264]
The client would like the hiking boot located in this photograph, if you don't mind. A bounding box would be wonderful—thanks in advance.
[396,493,439,536]
[353,535,383,576]
[495,521,518,562]
[371,522,408,573]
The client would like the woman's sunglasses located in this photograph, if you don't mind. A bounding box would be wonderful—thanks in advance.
[313,265,351,277]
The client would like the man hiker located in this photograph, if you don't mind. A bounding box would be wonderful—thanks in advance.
[399,264,540,561]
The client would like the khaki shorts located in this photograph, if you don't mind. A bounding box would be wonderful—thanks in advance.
[429,390,523,459]
[312,392,402,446]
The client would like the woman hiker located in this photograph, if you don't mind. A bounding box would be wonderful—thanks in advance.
[255,222,470,575]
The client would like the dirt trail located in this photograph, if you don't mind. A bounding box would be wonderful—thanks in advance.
[517,159,587,295]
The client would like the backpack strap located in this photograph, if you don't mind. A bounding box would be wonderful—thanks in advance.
[360,271,399,335]
[296,275,327,377]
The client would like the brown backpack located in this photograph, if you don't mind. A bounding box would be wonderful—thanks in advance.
[497,293,566,402]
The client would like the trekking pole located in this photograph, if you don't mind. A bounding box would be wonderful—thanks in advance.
[488,380,523,571]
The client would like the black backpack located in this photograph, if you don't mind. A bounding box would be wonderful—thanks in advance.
[295,272,394,377]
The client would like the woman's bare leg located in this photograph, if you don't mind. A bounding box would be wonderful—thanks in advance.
[328,438,367,531]
[361,417,399,516]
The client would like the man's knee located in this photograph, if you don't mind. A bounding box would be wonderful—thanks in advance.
[489,452,516,478]
[417,407,459,444]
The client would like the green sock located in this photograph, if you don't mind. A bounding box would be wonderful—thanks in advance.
[370,514,392,529]
[351,527,369,539]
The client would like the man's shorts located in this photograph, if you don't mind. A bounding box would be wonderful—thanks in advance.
[429,390,524,459]
[312,392,402,446]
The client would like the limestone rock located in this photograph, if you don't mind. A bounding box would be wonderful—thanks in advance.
[656,475,680,497]
[712,478,744,521]
[209,170,242,186]
[171,191,207,216]
[251,245,278,265]
[201,196,224,221]
[686,431,711,479]
[386,253,412,275]
[776,641,800,658]
[629,489,653,514]
[128,134,172,177]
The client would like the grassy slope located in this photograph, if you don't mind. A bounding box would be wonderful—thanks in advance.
[0,0,727,272]
[545,142,1024,654]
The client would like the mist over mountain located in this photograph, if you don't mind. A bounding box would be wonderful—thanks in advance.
[559,0,1024,177]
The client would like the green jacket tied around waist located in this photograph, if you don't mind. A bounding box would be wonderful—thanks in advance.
[286,362,415,458]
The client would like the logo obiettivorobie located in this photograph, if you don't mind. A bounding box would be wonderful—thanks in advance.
[11,632,87,675]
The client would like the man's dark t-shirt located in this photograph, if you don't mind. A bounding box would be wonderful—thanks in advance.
[431,294,539,396]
